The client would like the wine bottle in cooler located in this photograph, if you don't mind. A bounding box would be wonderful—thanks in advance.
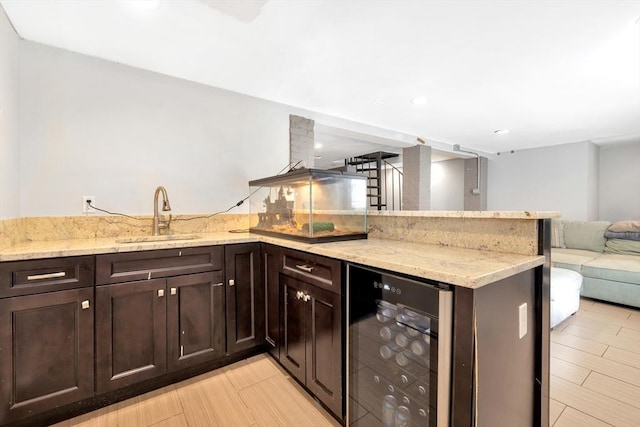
[382,395,397,427]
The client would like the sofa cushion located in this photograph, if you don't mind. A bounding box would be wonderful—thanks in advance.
[551,248,600,268]
[581,254,640,285]
[604,239,640,255]
[551,219,566,248]
[563,220,610,253]
[608,220,640,233]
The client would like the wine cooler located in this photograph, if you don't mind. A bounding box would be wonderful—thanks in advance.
[347,264,453,427]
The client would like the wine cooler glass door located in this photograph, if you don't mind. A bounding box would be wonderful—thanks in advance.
[347,264,452,427]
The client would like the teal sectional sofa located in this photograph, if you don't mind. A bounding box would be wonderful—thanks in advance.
[550,220,640,308]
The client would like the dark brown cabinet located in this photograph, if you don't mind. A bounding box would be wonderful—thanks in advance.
[166,271,225,371]
[225,243,264,354]
[96,278,166,392]
[0,256,95,425]
[263,244,281,358]
[278,250,343,418]
[95,247,225,393]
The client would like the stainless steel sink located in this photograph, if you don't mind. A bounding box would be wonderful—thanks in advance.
[115,234,200,244]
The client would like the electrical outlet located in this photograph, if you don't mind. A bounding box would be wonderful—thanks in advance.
[82,196,96,214]
[519,303,527,339]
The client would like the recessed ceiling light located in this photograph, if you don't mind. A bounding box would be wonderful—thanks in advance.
[411,96,428,105]
[314,142,323,149]
[494,129,510,135]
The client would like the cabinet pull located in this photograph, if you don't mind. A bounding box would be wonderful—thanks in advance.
[158,289,165,297]
[213,282,223,287]
[229,279,235,287]
[27,271,66,281]
[295,264,314,273]
[81,300,90,310]
[170,287,177,295]
[303,293,311,302]
[296,291,304,300]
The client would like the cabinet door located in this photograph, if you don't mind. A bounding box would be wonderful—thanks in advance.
[306,285,343,418]
[0,288,94,425]
[96,278,167,393]
[280,275,307,383]
[167,271,225,372]
[263,244,280,358]
[225,243,265,354]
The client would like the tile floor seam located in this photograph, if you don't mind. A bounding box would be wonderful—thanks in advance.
[552,341,640,379]
[581,378,640,409]
[558,378,640,426]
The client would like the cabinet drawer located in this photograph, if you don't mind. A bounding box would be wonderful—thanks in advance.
[0,256,94,298]
[281,248,342,295]
[96,246,223,285]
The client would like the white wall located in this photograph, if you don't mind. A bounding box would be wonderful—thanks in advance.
[586,141,599,220]
[17,41,389,217]
[431,159,464,210]
[599,141,640,222]
[0,6,20,219]
[488,141,598,220]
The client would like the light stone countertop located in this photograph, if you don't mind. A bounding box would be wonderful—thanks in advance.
[368,210,560,219]
[0,232,544,289]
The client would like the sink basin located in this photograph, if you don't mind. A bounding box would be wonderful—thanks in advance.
[115,234,201,244]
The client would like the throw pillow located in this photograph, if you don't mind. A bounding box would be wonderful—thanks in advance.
[604,239,640,255]
[608,220,640,233]
[604,231,640,241]
[563,221,610,253]
[550,219,566,248]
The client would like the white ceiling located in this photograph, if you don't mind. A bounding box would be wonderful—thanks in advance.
[2,0,639,156]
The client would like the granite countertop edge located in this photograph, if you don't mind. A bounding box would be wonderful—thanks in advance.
[0,232,545,289]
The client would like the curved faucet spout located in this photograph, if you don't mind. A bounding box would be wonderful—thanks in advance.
[153,186,172,236]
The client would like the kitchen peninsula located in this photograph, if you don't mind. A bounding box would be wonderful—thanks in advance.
[0,211,556,427]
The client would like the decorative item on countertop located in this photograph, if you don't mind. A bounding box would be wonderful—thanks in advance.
[248,168,367,243]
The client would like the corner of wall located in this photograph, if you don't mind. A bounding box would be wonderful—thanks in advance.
[0,3,22,219]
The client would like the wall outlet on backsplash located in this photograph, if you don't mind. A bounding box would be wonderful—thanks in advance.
[82,196,96,214]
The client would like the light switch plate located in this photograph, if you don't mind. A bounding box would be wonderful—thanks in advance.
[519,303,527,339]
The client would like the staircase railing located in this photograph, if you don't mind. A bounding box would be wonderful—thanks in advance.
[381,158,403,211]
[347,152,403,211]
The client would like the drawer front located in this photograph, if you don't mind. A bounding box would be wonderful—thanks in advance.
[96,246,223,285]
[281,249,342,295]
[0,256,94,298]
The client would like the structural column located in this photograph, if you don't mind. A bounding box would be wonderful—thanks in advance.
[289,115,314,168]
[402,144,431,210]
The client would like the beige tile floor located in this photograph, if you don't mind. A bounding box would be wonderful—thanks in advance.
[550,298,640,427]
[52,354,339,427]
[53,298,639,427]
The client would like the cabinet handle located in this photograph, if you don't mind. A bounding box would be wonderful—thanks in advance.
[295,264,314,273]
[303,293,311,302]
[296,291,304,300]
[213,282,223,287]
[27,271,65,281]
[229,279,235,287]
[170,287,177,295]
[81,300,90,310]
[158,289,165,297]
